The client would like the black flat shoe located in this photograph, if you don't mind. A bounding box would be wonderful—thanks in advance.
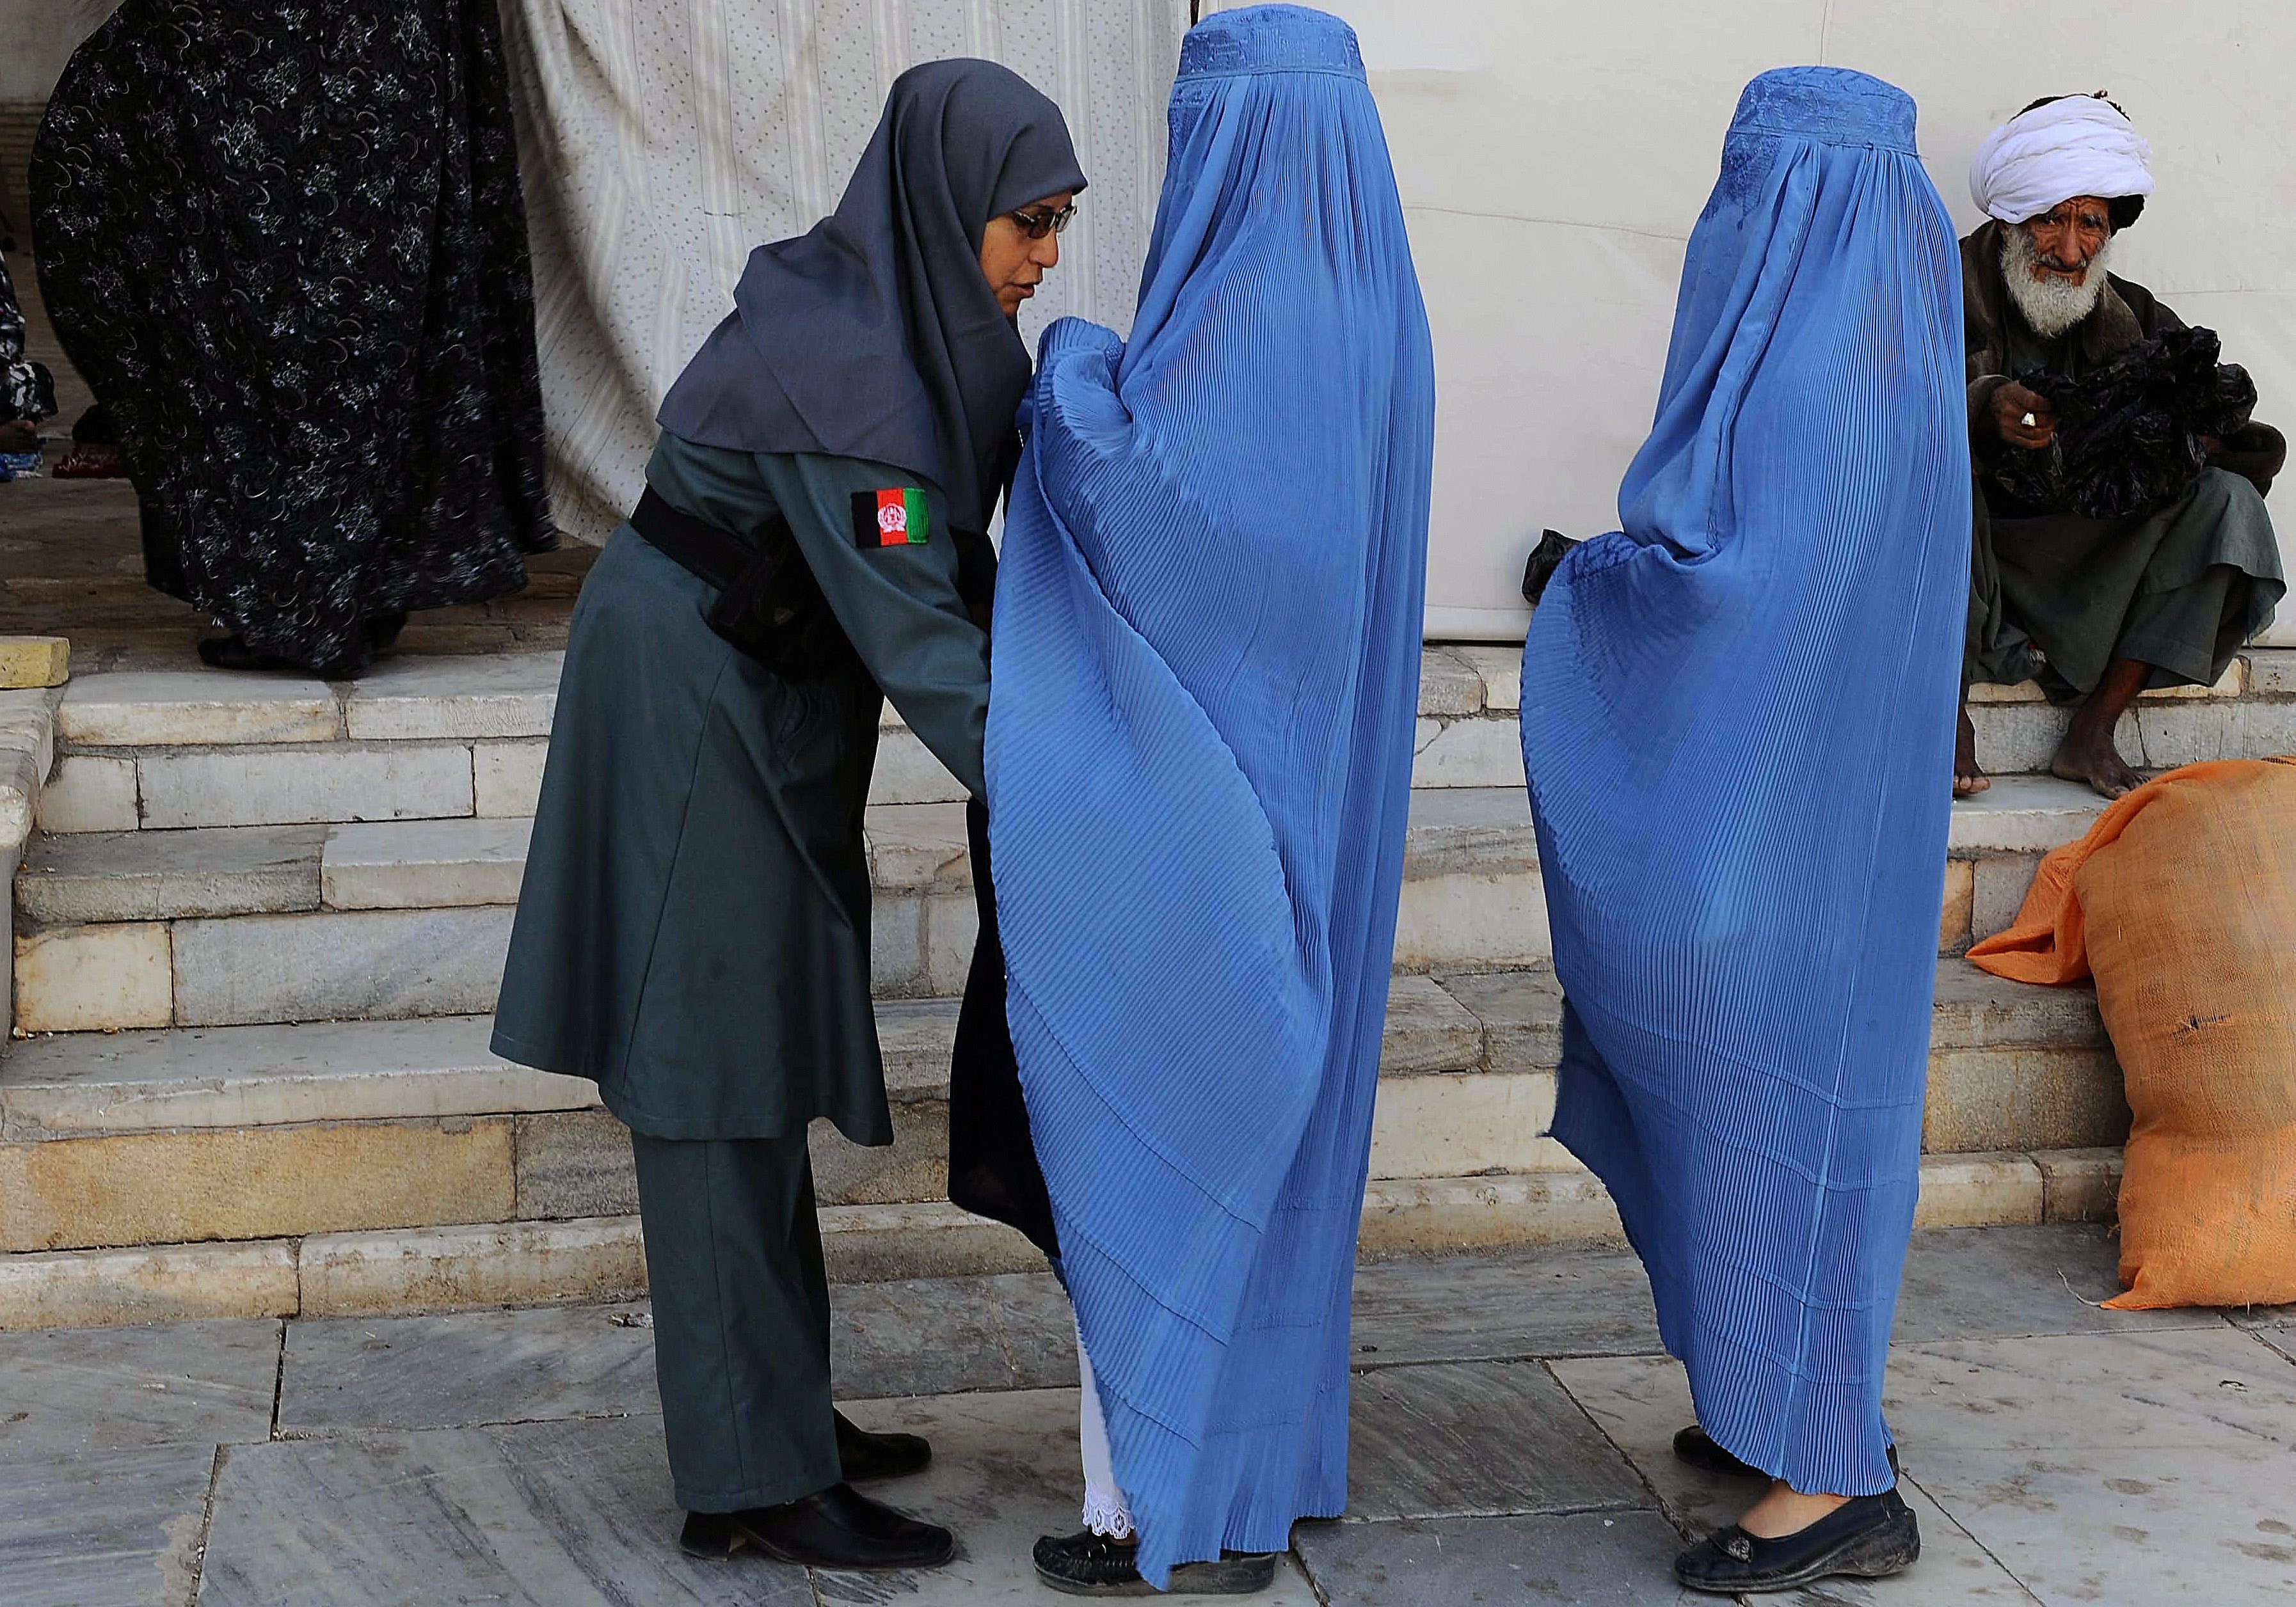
[679,1482,954,1570]
[1674,1488,1920,1594]
[1032,1530,1277,1597]
[837,1409,931,1482]
[1671,1425,1899,1480]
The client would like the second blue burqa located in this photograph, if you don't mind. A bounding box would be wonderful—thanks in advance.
[1522,68,1967,1498]
[985,6,1434,1583]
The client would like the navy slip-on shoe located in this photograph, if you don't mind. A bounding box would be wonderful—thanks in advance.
[1675,1488,1920,1594]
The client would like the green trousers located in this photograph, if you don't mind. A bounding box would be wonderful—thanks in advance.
[630,1130,841,1512]
[1967,466,2284,696]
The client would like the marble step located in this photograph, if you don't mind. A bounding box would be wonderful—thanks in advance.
[35,649,2295,830]
[0,1146,2123,1331]
[831,776,2139,996]
[1965,653,2295,777]
[0,961,2121,1263]
[8,778,2127,1032]
[18,819,535,924]
[38,656,561,832]
[38,734,541,834]
[52,656,566,748]
[6,788,1546,1028]
[31,647,1520,826]
[42,651,1496,752]
[902,658,2296,798]
[0,1015,591,1139]
[0,978,1480,1139]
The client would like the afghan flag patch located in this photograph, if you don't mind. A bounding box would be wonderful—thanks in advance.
[852,487,930,549]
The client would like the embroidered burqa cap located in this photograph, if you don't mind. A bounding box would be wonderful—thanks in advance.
[984,4,1433,1585]
[657,59,1086,530]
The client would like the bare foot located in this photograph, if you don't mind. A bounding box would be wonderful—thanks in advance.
[0,420,37,454]
[1954,704,1990,798]
[1740,1478,1853,1539]
[2050,711,2141,800]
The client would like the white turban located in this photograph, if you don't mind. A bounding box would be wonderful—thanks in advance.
[1968,95,2154,225]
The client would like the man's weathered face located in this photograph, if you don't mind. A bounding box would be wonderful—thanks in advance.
[2018,195,2114,285]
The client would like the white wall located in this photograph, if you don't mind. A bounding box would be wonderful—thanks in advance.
[1208,0,2295,641]
[0,0,115,100]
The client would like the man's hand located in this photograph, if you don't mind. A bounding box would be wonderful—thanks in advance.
[1990,381,2058,450]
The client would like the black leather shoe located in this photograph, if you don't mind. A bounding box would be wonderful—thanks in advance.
[837,1409,931,1482]
[679,1482,954,1570]
[1674,1488,1920,1594]
[1671,1425,1899,1480]
[1033,1530,1277,1597]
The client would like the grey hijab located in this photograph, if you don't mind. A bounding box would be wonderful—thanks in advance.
[658,59,1086,532]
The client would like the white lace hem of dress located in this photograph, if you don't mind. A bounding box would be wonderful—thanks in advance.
[1074,1310,1138,1539]
[1082,1484,1137,1539]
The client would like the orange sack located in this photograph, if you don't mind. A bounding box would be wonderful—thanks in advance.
[1968,757,2296,1310]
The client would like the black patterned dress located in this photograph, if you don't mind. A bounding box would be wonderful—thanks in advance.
[29,0,554,672]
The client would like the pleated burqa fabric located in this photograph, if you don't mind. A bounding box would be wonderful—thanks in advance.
[1520,67,1967,1500]
[983,6,1433,1583]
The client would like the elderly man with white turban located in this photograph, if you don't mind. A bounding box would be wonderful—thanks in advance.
[1958,93,2284,800]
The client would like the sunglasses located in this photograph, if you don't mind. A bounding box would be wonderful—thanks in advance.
[1006,202,1078,240]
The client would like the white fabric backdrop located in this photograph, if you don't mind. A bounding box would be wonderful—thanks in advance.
[505,0,2292,645]
[1201,0,2293,642]
[499,0,1190,543]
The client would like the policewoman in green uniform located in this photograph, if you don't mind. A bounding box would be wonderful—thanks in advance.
[491,60,1084,1572]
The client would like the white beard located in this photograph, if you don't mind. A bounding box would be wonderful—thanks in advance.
[2001,226,2114,338]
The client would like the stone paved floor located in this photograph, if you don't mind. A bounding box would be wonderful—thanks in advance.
[3,1226,2292,1606]
[0,247,594,670]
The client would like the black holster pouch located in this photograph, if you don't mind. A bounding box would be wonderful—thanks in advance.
[627,486,861,679]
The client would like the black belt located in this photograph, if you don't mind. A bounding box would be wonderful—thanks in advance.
[627,486,858,678]
[629,484,774,596]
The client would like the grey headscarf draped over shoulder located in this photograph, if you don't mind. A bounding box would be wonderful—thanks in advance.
[658,59,1087,532]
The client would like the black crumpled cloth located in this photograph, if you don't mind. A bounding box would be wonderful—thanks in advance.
[946,796,1060,1263]
[1520,528,1581,606]
[1993,326,2258,520]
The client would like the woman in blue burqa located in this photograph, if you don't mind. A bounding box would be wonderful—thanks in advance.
[977,6,1433,1595]
[1520,68,1966,1595]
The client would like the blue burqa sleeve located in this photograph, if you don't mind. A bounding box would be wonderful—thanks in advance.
[982,6,1434,1584]
[1520,67,1969,1500]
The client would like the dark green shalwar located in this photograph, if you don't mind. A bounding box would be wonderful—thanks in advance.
[493,431,988,1512]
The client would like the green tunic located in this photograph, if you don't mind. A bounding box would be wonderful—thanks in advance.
[492,432,989,1143]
